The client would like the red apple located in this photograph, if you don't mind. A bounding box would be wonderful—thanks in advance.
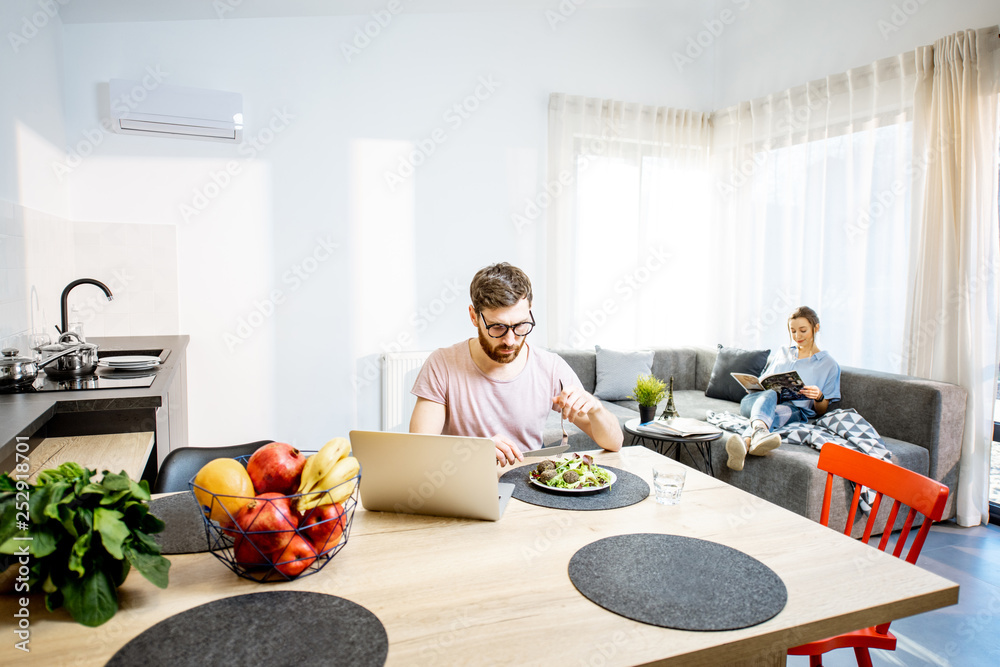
[235,492,298,554]
[233,533,272,568]
[273,533,317,578]
[246,442,306,494]
[299,502,345,554]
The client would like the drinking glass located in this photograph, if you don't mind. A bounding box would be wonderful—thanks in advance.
[29,332,51,360]
[652,464,686,505]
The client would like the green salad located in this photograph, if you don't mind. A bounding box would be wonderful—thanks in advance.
[529,453,612,490]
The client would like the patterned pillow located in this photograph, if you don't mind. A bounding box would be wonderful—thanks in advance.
[594,346,655,401]
[704,345,770,403]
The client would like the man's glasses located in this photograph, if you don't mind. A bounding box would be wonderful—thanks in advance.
[480,310,535,338]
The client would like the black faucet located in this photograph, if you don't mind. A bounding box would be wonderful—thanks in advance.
[59,279,114,335]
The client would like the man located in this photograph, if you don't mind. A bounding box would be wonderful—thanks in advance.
[410,262,623,466]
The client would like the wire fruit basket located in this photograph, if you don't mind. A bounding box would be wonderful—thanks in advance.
[190,455,361,582]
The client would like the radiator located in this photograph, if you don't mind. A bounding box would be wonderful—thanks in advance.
[381,351,431,432]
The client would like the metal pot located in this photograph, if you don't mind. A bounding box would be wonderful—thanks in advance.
[0,342,92,389]
[0,349,39,389]
[37,332,99,378]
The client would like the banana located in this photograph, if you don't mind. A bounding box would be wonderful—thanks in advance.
[297,437,351,496]
[296,456,360,513]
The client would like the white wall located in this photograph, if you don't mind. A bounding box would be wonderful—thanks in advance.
[711,0,1000,108]
[59,7,715,449]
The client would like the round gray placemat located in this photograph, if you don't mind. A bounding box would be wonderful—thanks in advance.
[105,591,388,667]
[500,465,649,510]
[149,492,211,555]
[568,533,787,631]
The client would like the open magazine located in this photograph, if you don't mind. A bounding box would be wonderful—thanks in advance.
[731,370,806,402]
[635,417,722,437]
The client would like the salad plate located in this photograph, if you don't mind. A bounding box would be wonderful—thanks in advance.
[529,469,616,494]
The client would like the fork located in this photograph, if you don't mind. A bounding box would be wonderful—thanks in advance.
[559,380,569,441]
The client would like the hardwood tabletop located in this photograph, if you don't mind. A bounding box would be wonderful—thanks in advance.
[0,446,958,666]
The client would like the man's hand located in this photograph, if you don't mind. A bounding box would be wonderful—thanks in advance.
[552,382,624,452]
[553,384,599,422]
[492,434,524,467]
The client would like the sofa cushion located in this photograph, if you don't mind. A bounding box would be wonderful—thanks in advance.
[554,348,597,394]
[650,349,699,390]
[705,345,770,403]
[594,346,654,400]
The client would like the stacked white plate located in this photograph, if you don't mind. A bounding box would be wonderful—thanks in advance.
[99,355,161,371]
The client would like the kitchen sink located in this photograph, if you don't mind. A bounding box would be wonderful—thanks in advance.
[99,348,171,362]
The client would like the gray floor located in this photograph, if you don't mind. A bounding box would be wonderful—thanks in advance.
[786,521,1000,666]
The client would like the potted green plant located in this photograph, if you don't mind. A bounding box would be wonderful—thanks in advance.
[630,373,666,424]
[0,462,170,627]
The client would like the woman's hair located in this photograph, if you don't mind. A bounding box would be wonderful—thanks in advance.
[788,306,820,333]
[469,263,533,313]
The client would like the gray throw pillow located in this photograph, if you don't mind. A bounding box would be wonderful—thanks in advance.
[594,346,655,401]
[705,345,771,403]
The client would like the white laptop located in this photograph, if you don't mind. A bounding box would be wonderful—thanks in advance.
[348,430,515,522]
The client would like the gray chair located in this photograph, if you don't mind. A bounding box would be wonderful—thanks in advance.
[152,440,273,493]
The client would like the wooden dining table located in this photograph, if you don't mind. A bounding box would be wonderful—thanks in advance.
[1,445,958,666]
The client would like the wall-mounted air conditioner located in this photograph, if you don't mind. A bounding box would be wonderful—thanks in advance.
[109,79,243,143]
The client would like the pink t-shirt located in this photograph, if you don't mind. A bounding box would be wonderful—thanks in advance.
[411,341,582,452]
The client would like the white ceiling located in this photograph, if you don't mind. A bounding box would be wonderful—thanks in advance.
[58,0,658,24]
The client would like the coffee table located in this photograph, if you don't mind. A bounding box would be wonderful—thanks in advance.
[624,417,723,476]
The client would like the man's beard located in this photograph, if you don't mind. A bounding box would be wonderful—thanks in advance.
[478,329,525,364]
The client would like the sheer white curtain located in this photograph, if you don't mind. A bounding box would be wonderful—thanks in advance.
[906,28,1000,526]
[546,94,713,350]
[710,55,919,364]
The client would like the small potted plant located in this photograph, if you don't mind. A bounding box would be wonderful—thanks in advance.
[630,373,666,424]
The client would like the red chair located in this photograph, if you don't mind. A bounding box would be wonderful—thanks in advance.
[787,443,949,667]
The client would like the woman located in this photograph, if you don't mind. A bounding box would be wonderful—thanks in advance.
[726,306,841,471]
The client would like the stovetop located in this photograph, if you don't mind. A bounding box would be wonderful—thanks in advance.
[4,367,158,393]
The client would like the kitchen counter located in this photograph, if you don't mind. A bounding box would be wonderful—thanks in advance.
[0,334,189,471]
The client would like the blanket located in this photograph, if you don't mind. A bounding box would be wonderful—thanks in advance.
[706,408,891,512]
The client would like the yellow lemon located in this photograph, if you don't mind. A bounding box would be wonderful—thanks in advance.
[192,458,255,524]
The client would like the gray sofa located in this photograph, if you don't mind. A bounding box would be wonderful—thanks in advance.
[544,347,967,529]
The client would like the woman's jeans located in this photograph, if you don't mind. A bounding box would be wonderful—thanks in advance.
[739,390,808,434]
